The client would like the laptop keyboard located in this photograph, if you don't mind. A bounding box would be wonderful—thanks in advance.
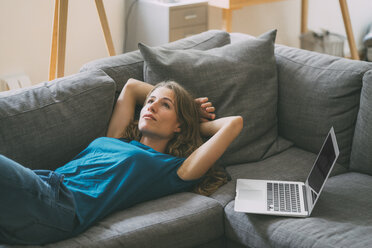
[267,182,302,213]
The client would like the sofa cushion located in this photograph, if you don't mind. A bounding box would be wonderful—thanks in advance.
[17,193,223,248]
[139,29,292,166]
[350,69,372,175]
[0,70,116,170]
[224,172,372,248]
[275,45,372,167]
[80,30,230,100]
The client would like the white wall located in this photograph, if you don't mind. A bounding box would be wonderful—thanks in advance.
[0,0,125,85]
[1,0,371,87]
[209,0,372,56]
[209,0,301,47]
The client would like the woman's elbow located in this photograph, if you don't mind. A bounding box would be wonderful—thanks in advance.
[124,78,137,90]
[232,116,243,129]
[230,116,243,136]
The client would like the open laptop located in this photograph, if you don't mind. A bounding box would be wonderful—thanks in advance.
[234,127,339,217]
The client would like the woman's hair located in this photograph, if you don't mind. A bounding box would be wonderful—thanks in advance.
[122,80,228,196]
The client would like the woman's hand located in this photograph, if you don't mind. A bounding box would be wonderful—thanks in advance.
[195,97,216,122]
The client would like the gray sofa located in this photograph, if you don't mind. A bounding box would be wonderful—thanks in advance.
[1,29,371,248]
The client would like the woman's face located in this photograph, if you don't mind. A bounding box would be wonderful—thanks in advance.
[138,87,181,140]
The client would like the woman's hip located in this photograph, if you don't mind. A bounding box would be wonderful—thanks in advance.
[0,155,78,245]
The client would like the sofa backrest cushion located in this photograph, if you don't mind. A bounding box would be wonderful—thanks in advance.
[350,70,372,175]
[0,70,116,170]
[139,30,292,166]
[80,30,230,100]
[275,45,372,167]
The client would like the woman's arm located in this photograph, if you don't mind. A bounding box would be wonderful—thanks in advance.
[106,78,154,138]
[177,116,243,180]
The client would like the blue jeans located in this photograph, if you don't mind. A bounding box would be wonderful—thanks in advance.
[0,155,78,245]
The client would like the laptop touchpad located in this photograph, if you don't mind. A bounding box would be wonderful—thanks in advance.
[238,189,264,200]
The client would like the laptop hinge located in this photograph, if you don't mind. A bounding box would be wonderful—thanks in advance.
[302,185,309,212]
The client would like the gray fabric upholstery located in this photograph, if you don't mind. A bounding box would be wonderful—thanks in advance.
[194,237,226,248]
[139,29,292,166]
[80,30,230,100]
[350,70,372,175]
[275,45,372,167]
[224,172,372,248]
[209,180,236,209]
[12,193,223,248]
[226,239,247,248]
[230,32,255,44]
[0,70,116,170]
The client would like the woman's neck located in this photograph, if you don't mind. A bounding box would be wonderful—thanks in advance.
[139,136,169,153]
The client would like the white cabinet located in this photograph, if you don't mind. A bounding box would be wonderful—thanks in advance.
[125,0,208,52]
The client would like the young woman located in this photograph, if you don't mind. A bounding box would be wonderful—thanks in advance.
[0,79,242,245]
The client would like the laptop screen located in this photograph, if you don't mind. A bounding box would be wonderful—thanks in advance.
[307,132,337,194]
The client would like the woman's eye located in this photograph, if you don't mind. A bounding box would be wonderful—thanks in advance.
[162,102,170,109]
[147,99,154,104]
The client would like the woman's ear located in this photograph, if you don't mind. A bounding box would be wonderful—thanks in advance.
[174,123,181,133]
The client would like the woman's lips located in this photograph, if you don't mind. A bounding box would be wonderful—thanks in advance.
[143,114,156,120]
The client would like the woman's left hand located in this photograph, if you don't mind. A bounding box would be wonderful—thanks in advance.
[195,97,216,122]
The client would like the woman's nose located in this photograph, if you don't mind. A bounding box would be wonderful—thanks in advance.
[148,101,157,112]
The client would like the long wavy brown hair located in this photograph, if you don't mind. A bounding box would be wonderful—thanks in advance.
[122,81,228,196]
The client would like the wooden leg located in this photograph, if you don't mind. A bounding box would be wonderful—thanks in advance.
[95,0,116,56]
[49,0,59,81]
[57,0,68,78]
[222,9,232,33]
[301,0,308,34]
[339,0,359,60]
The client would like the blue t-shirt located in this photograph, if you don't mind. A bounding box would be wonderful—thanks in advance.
[55,137,198,233]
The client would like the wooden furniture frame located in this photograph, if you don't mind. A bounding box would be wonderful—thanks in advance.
[49,0,116,81]
[209,0,360,60]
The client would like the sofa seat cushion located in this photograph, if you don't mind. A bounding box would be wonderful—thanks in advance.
[350,69,372,175]
[275,45,372,167]
[80,30,230,100]
[210,145,347,207]
[224,172,372,248]
[16,193,223,248]
[0,70,116,170]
